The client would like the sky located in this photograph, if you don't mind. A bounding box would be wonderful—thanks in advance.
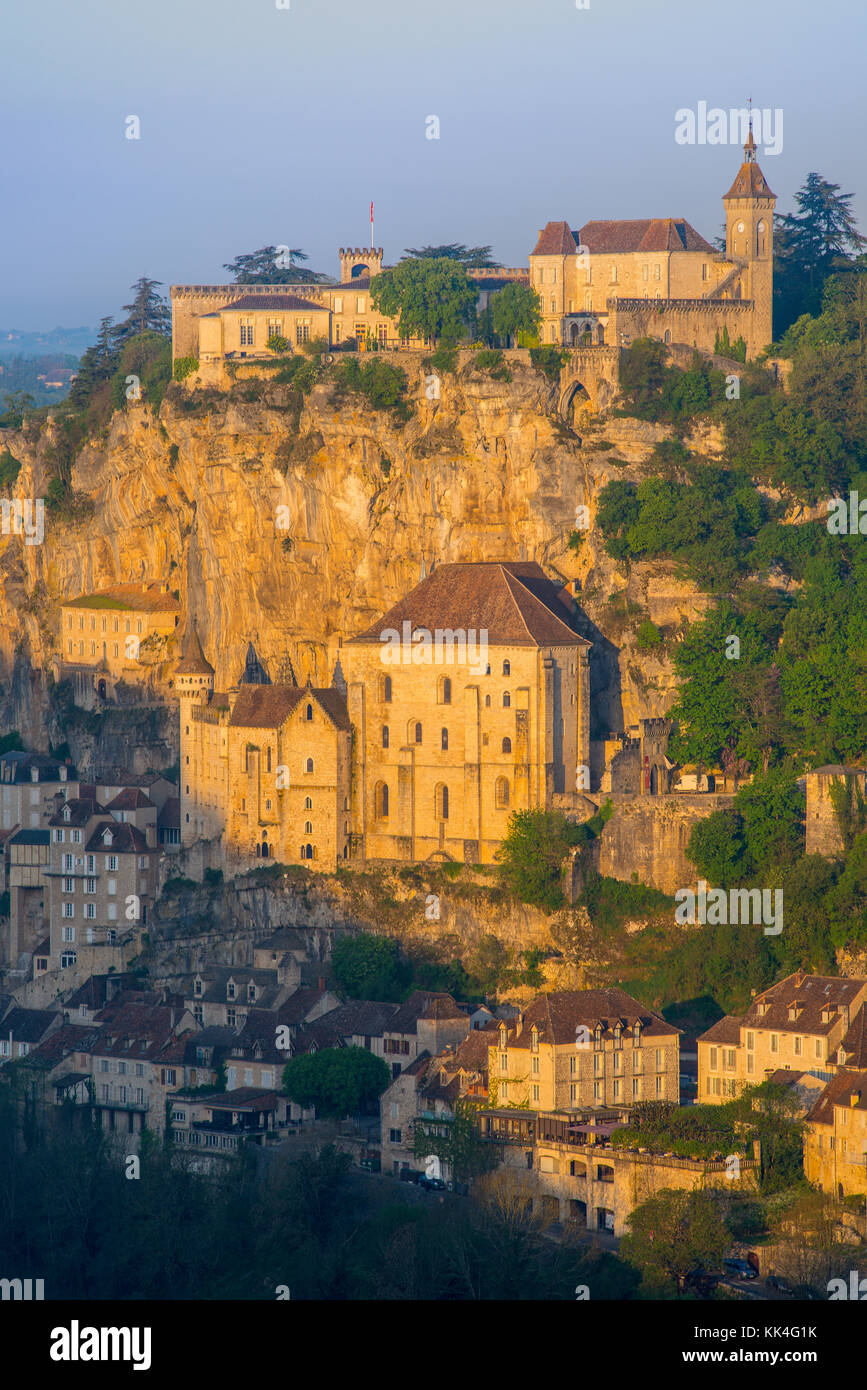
[2,0,865,331]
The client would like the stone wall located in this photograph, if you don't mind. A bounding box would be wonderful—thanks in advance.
[607,297,757,357]
[597,792,735,895]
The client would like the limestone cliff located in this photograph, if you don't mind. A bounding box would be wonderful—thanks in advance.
[0,358,714,755]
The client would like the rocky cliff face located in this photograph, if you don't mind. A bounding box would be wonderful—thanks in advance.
[0,358,714,750]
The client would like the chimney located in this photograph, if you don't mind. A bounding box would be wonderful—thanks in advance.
[516,1012,524,1038]
[851,1091,861,1108]
[317,976,325,991]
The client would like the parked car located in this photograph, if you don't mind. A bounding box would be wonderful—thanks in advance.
[723,1258,758,1280]
[359,1156,380,1173]
[418,1175,446,1191]
[765,1275,794,1295]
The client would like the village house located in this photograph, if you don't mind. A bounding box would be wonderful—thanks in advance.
[803,1069,867,1201]
[698,972,867,1103]
[489,989,680,1112]
[381,1026,492,1178]
[56,582,181,705]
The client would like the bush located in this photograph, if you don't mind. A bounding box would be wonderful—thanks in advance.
[0,450,21,488]
[635,620,661,649]
[333,357,408,416]
[331,933,410,1002]
[496,808,590,911]
[173,355,199,382]
[282,1046,391,1118]
[266,334,291,355]
[427,347,458,374]
[529,345,567,381]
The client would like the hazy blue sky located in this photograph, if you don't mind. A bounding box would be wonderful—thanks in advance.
[3,0,865,329]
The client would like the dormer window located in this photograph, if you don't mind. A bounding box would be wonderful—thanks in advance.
[632,1021,641,1043]
[31,767,39,782]
[227,981,236,1000]
[530,1027,539,1053]
[248,984,256,1002]
[594,1024,603,1049]
[63,805,71,821]
[193,978,203,997]
[102,828,113,844]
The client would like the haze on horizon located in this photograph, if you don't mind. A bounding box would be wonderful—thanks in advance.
[2,0,865,331]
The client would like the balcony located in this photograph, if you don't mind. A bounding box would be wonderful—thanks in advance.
[96,1096,149,1112]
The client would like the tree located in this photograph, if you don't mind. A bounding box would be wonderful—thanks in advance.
[370,258,478,346]
[223,246,328,285]
[496,809,589,912]
[281,1046,391,1118]
[412,1098,499,1183]
[489,282,541,346]
[403,243,501,268]
[620,1187,729,1294]
[330,933,409,1001]
[115,278,171,342]
[0,391,36,428]
[775,173,866,333]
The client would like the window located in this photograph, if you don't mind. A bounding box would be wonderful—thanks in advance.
[54,829,64,843]
[62,853,73,871]
[709,1047,718,1071]
[502,660,510,676]
[794,1036,802,1056]
[333,296,343,313]
[770,1034,778,1054]
[62,925,75,941]
[106,855,118,871]
[85,903,95,920]
[381,674,392,703]
[502,693,510,708]
[295,323,309,344]
[305,703,313,721]
[356,297,366,313]
[593,1081,601,1101]
[610,264,617,283]
[495,777,510,809]
[305,821,312,834]
[569,1054,576,1075]
[389,1129,402,1144]
[414,722,422,744]
[501,1083,508,1101]
[435,784,449,821]
[655,1076,664,1097]
[62,902,74,919]
[441,728,448,751]
[382,725,389,749]
[500,1052,508,1072]
[305,758,313,773]
[375,782,389,818]
[227,1009,236,1028]
[501,737,512,754]
[642,264,649,282]
[746,1031,754,1050]
[240,323,254,346]
[63,876,75,893]
[438,675,451,705]
[532,1084,540,1102]
[654,264,661,280]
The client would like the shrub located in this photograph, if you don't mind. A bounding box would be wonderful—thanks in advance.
[0,450,21,488]
[173,355,199,382]
[266,334,291,355]
[427,347,458,374]
[529,345,567,380]
[635,620,662,649]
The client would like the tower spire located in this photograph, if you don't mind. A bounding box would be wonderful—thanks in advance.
[744,96,757,162]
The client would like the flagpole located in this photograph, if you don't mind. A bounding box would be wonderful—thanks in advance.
[370,201,374,251]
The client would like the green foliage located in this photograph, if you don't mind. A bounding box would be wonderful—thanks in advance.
[403,243,501,268]
[370,258,478,346]
[774,173,867,335]
[223,245,328,285]
[496,809,590,912]
[0,450,21,487]
[529,345,567,380]
[714,325,747,362]
[612,1099,741,1161]
[0,391,36,428]
[173,355,199,381]
[281,1046,391,1118]
[412,1098,499,1182]
[427,346,458,374]
[828,774,867,853]
[332,357,408,416]
[621,1187,729,1294]
[203,867,223,887]
[489,282,542,347]
[635,619,661,649]
[579,872,673,933]
[330,933,411,1002]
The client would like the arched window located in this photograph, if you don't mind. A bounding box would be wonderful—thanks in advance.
[439,676,452,705]
[266,746,272,772]
[380,674,392,703]
[502,660,510,676]
[261,841,269,859]
[305,758,314,773]
[441,728,448,751]
[501,737,512,754]
[485,694,491,708]
[414,722,422,744]
[502,692,510,708]
[305,796,312,809]
[375,782,389,818]
[256,844,261,858]
[435,783,449,821]
[382,725,389,749]
[495,776,510,809]
[305,703,313,721]
[305,821,312,834]
[302,843,314,860]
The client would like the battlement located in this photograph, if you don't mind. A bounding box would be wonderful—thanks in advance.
[607,297,754,313]
[339,247,383,258]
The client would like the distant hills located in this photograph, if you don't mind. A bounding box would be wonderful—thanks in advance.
[0,326,93,358]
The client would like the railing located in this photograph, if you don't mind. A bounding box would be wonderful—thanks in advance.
[96,1097,149,1112]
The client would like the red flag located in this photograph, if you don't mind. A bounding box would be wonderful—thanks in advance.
[370,202,374,222]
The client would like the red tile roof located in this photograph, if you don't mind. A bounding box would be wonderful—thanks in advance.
[104,788,155,811]
[531,221,577,256]
[216,294,327,314]
[350,562,589,650]
[577,218,715,255]
[724,162,775,200]
[500,989,679,1048]
[228,685,350,732]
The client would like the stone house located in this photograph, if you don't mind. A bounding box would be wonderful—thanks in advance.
[57,581,180,704]
[803,1069,867,1201]
[804,766,867,858]
[381,1026,492,1177]
[0,1005,61,1063]
[489,989,680,1112]
[0,751,75,832]
[341,561,591,865]
[698,972,867,1104]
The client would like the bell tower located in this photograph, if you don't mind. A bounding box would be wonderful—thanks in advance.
[722,111,776,351]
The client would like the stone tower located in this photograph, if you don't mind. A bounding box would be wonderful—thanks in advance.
[338,247,383,284]
[174,622,215,703]
[722,121,776,349]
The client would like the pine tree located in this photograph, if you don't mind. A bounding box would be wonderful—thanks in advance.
[223,246,328,285]
[775,173,866,333]
[115,277,171,341]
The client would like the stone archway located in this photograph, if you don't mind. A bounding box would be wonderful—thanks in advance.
[562,379,592,427]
